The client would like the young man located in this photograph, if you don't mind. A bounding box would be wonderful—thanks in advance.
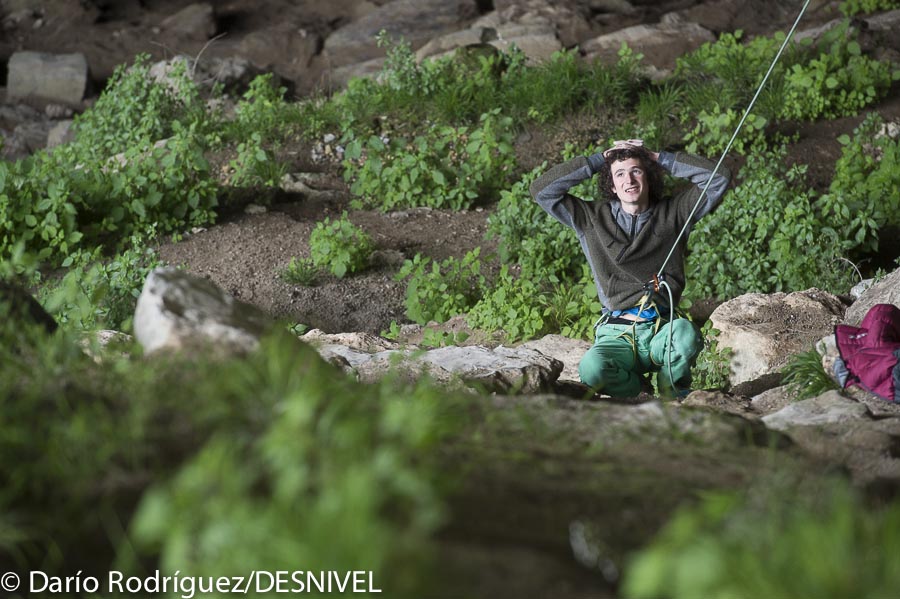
[529,140,731,397]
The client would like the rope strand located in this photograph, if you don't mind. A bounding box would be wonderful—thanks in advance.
[656,0,812,277]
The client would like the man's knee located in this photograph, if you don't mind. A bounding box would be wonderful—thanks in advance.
[579,352,620,388]
[657,319,702,364]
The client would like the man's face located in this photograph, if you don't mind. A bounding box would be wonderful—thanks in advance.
[610,157,650,211]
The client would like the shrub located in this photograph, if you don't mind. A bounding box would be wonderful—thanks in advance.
[686,145,855,300]
[691,322,734,391]
[309,212,375,278]
[0,54,219,268]
[466,266,550,342]
[780,27,898,121]
[396,249,484,324]
[343,109,516,211]
[0,326,460,596]
[820,113,900,257]
[486,147,600,285]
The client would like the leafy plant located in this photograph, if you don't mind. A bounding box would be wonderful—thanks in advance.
[839,0,900,16]
[819,113,900,257]
[308,212,375,278]
[780,27,897,121]
[466,266,550,342]
[343,109,515,211]
[782,348,840,400]
[486,159,587,284]
[396,249,484,324]
[691,322,733,391]
[280,256,319,286]
[686,145,856,300]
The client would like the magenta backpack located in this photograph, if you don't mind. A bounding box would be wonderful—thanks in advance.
[833,303,900,402]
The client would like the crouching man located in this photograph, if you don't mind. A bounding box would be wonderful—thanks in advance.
[529,140,731,397]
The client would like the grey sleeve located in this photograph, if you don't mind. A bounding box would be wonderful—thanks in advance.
[529,152,605,229]
[663,151,732,223]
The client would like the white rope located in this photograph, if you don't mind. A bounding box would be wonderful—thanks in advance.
[656,0,812,277]
[656,0,811,396]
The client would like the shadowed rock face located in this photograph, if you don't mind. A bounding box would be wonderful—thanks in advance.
[0,279,57,333]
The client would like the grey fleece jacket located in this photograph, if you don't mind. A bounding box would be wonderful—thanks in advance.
[529,151,731,311]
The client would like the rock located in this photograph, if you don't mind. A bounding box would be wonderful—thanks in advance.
[158,2,216,41]
[238,23,321,80]
[710,288,845,387]
[762,391,900,483]
[589,0,638,15]
[327,56,386,90]
[846,268,900,325]
[488,24,562,64]
[415,27,498,62]
[519,334,591,383]
[6,51,89,106]
[322,0,480,69]
[301,329,400,353]
[582,15,715,73]
[133,267,273,356]
[850,278,876,300]
[306,336,564,393]
[478,1,590,49]
[680,389,755,418]
[844,386,900,418]
[762,391,868,430]
[750,385,800,416]
[0,280,57,333]
[46,119,73,149]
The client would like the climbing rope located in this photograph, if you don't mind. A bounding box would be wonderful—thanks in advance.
[656,0,812,279]
[653,0,812,395]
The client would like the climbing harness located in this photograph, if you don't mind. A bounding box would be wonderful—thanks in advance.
[648,0,813,395]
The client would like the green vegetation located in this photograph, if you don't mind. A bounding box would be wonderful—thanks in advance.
[782,347,842,400]
[623,478,900,599]
[308,211,375,278]
[396,249,484,324]
[280,256,319,286]
[839,0,900,16]
[691,323,734,391]
[0,325,462,597]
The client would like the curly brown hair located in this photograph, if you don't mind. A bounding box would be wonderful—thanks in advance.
[597,147,665,204]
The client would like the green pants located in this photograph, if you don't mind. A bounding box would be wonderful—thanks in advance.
[578,318,702,397]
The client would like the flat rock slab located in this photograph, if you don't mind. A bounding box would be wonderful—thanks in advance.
[308,339,563,394]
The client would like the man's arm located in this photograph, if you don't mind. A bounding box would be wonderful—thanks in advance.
[659,151,731,222]
[529,152,605,228]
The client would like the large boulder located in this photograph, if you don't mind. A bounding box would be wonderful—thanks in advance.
[158,2,216,41]
[302,329,563,393]
[709,288,845,387]
[761,391,900,483]
[134,267,273,356]
[845,267,900,325]
[6,51,89,107]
